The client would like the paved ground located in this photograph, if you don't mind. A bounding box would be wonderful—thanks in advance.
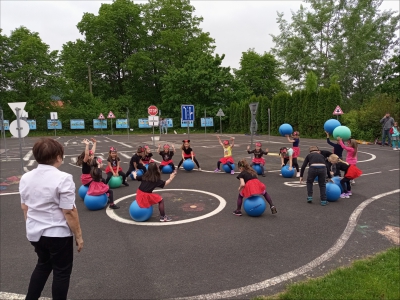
[0,133,399,299]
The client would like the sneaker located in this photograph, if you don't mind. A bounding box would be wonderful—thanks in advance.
[340,193,349,198]
[160,215,172,222]
[307,196,313,203]
[271,206,277,214]
[198,168,202,171]
[393,148,397,150]
[351,180,355,184]
[122,181,129,187]
[214,168,220,173]
[233,210,242,216]
[262,174,266,177]
[347,191,352,196]
[230,170,235,175]
[296,172,300,178]
[320,201,328,206]
[109,204,120,209]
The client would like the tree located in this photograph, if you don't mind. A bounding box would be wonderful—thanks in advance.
[234,49,285,99]
[271,0,400,104]
[378,51,400,100]
[1,27,60,118]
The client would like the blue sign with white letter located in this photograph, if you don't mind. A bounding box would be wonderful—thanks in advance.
[181,120,194,128]
[181,105,195,121]
[47,120,62,129]
[201,117,214,127]
[0,120,9,130]
[93,119,107,129]
[27,120,36,130]
[70,119,85,129]
[138,118,151,129]
[116,119,128,129]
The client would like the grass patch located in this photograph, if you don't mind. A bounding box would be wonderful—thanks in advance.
[258,247,400,300]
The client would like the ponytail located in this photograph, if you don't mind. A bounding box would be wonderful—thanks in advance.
[237,159,257,177]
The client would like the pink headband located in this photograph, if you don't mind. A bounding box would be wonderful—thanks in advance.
[255,142,261,147]
[110,147,117,152]
[223,140,229,145]
[89,150,93,155]
[163,144,170,148]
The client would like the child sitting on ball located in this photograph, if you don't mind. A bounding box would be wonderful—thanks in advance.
[214,135,235,174]
[233,159,277,216]
[88,158,119,209]
[247,142,268,177]
[131,162,176,222]
[158,144,176,172]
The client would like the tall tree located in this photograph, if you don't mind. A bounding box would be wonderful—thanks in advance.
[234,49,285,99]
[271,0,399,104]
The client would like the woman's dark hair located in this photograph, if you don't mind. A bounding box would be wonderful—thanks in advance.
[90,166,103,182]
[142,162,161,182]
[76,151,85,166]
[181,140,190,150]
[32,138,64,165]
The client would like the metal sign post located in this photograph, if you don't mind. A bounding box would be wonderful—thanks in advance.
[216,108,225,135]
[204,109,206,137]
[249,102,259,154]
[0,107,8,161]
[181,104,194,139]
[268,108,271,144]
[126,108,129,140]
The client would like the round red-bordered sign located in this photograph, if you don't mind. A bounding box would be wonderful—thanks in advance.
[148,105,158,116]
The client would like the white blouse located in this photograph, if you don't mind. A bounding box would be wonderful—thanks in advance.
[20,164,76,242]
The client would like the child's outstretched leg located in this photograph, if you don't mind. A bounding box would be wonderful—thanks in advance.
[118,170,129,186]
[177,159,184,169]
[233,193,243,216]
[214,161,222,172]
[193,157,201,170]
[158,199,171,222]
[105,172,113,184]
[262,191,277,214]
[261,165,266,177]
[226,162,235,175]
[107,190,119,209]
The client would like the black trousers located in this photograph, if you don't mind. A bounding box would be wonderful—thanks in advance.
[283,157,299,172]
[105,171,126,183]
[306,166,327,201]
[177,157,200,168]
[26,236,73,300]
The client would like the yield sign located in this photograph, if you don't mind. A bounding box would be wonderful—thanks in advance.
[107,111,115,118]
[98,113,105,120]
[333,105,344,115]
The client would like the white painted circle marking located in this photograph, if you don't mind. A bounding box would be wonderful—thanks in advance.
[357,151,376,163]
[168,189,400,300]
[106,189,226,226]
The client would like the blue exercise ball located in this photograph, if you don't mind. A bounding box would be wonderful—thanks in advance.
[183,159,195,171]
[333,126,351,141]
[161,165,173,174]
[222,163,235,173]
[279,123,293,136]
[108,176,122,188]
[145,164,149,170]
[314,176,319,182]
[324,119,341,134]
[78,185,89,200]
[326,182,341,202]
[331,176,344,193]
[281,165,295,178]
[252,164,263,175]
[130,169,144,180]
[243,195,266,217]
[129,200,153,222]
[84,194,108,211]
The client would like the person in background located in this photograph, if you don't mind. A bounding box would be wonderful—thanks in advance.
[19,138,83,300]
[380,112,394,146]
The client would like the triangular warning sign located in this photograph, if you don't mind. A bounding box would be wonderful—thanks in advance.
[107,111,115,118]
[333,105,344,115]
[98,113,105,120]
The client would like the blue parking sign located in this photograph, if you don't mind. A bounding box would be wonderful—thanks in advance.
[181,105,195,121]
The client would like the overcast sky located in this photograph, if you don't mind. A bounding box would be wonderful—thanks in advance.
[1,0,398,70]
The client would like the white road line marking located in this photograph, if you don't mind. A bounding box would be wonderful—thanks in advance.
[361,171,382,176]
[27,160,34,167]
[23,150,32,161]
[389,169,399,171]
[119,152,131,159]
[0,192,21,196]
[107,189,226,226]
[357,151,376,163]
[169,189,400,300]
[70,157,77,164]
[0,291,49,300]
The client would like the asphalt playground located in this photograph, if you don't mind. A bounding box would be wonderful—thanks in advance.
[0,133,399,299]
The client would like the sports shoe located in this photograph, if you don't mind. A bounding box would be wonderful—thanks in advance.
[351,180,355,184]
[347,191,352,196]
[214,168,220,173]
[307,196,313,203]
[198,168,202,171]
[233,210,242,216]
[271,206,277,214]
[262,174,266,177]
[340,193,349,198]
[320,201,328,206]
[230,170,235,175]
[160,215,172,222]
[296,172,300,178]
[393,148,397,150]
[122,181,129,187]
[109,204,120,209]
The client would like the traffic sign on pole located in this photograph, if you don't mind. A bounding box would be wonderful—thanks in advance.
[148,105,158,116]
[181,105,195,121]
[333,105,344,115]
